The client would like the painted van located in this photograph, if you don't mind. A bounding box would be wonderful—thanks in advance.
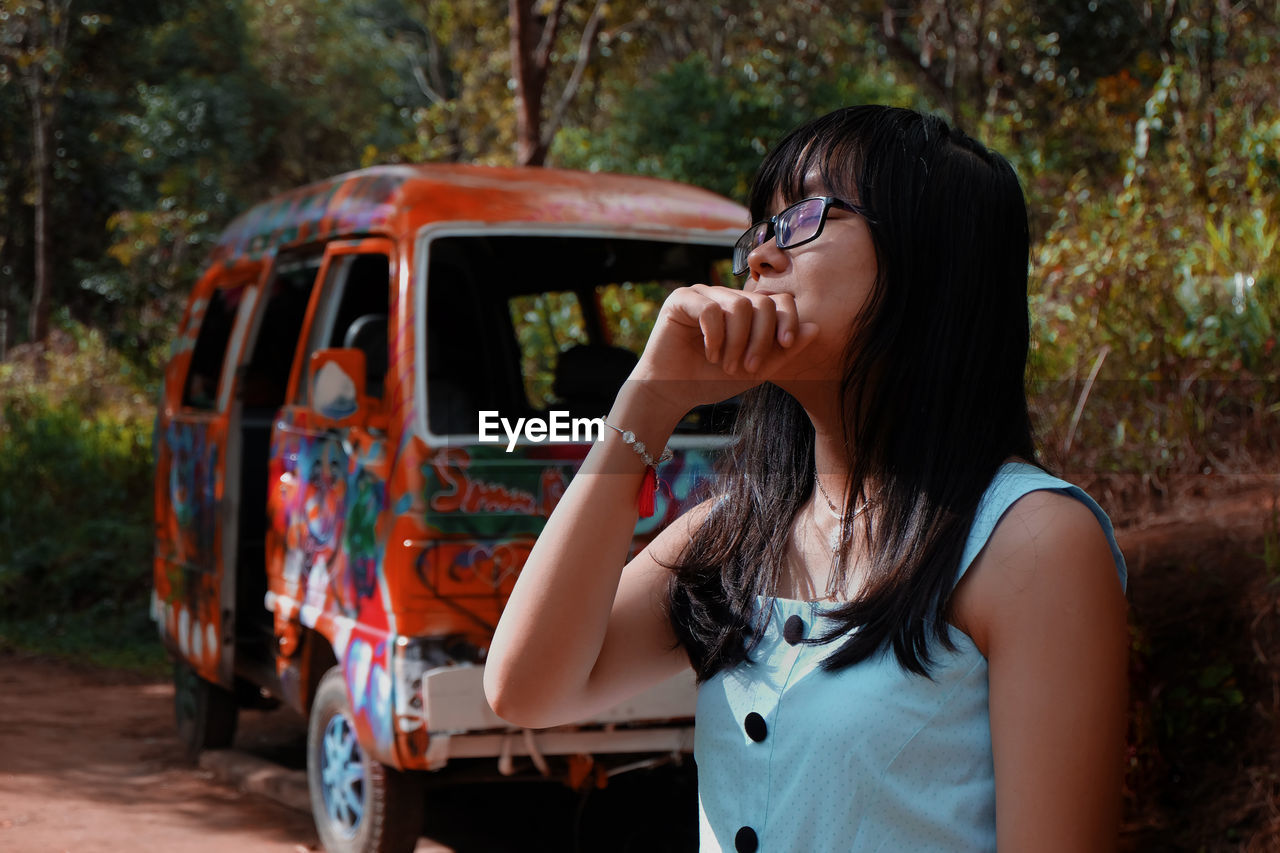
[152,164,744,852]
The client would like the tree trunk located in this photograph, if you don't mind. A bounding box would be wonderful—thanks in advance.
[509,0,550,166]
[28,78,52,345]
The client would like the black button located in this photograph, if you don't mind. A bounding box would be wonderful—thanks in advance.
[783,614,805,644]
[735,825,759,852]
[744,711,767,742]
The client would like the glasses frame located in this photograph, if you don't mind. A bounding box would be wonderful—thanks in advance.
[732,195,865,277]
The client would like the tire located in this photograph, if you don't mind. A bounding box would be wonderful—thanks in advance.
[307,667,424,853]
[173,661,238,762]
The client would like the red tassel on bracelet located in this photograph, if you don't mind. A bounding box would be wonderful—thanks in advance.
[638,466,657,518]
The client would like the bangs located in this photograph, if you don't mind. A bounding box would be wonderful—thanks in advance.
[747,112,868,222]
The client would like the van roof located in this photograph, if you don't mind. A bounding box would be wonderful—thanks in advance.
[208,164,748,267]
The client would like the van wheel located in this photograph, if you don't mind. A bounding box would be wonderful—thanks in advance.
[308,668,423,853]
[174,661,238,761]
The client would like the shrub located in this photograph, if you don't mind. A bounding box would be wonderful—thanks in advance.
[0,325,160,668]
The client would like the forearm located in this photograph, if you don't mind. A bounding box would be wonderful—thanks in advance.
[483,381,685,728]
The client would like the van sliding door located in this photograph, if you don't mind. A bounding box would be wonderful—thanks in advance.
[266,238,397,729]
[156,277,261,686]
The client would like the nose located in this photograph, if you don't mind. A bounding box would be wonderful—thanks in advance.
[746,236,790,281]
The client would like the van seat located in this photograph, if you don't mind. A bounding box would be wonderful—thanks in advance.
[552,344,638,419]
[344,314,387,399]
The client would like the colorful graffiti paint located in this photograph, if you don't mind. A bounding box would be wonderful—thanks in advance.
[154,162,743,781]
[164,422,219,567]
[153,416,227,682]
[264,412,403,758]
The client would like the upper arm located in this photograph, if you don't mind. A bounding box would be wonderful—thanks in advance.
[571,502,709,718]
[952,490,1128,852]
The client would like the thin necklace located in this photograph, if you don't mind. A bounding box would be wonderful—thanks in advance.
[813,475,874,599]
[814,475,874,522]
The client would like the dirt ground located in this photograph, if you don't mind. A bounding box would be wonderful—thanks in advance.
[0,650,697,852]
[0,654,327,853]
[2,480,1277,852]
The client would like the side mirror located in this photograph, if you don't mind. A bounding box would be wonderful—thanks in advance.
[309,348,367,427]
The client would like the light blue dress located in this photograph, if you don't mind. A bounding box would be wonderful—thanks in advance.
[693,462,1128,852]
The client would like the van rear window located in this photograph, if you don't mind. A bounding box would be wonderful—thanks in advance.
[182,285,246,410]
[425,235,737,437]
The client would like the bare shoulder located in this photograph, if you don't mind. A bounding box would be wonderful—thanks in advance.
[952,489,1126,657]
[959,490,1130,848]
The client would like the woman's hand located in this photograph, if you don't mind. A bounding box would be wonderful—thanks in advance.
[485,284,819,730]
[631,284,820,416]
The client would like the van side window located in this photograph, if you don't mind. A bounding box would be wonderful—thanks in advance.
[182,285,245,410]
[241,256,322,410]
[424,235,736,434]
[509,293,589,409]
[297,252,390,405]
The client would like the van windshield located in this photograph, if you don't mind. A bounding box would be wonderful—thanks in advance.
[424,234,738,438]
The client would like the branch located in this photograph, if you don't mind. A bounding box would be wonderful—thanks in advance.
[541,0,605,148]
[418,15,451,104]
[534,0,568,70]
[1062,345,1110,457]
[875,6,953,104]
[404,42,448,107]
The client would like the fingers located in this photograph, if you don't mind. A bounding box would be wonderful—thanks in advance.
[772,293,800,350]
[717,295,760,374]
[695,296,726,365]
[636,286,820,411]
[752,321,820,377]
[740,297,776,374]
[675,285,804,375]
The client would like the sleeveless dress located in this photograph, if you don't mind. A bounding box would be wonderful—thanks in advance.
[693,462,1128,852]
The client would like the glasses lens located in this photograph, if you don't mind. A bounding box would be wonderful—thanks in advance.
[775,198,826,249]
[733,222,770,274]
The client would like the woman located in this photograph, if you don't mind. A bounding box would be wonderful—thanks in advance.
[484,105,1129,852]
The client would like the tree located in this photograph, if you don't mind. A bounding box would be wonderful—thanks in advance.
[549,2,922,198]
[0,72,27,358]
[508,0,606,166]
[0,0,75,345]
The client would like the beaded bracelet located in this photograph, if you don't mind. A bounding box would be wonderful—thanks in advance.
[600,419,672,517]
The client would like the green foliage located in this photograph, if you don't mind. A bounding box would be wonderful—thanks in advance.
[509,291,589,408]
[599,281,670,354]
[553,36,920,201]
[1025,8,1280,484]
[0,324,157,668]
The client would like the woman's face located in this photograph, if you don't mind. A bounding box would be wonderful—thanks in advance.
[742,171,878,384]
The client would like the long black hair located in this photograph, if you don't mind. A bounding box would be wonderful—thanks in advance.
[668,105,1036,679]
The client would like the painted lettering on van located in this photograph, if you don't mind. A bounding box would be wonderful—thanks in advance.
[428,448,538,515]
[421,540,532,597]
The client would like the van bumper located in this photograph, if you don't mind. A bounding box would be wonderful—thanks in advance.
[416,664,696,771]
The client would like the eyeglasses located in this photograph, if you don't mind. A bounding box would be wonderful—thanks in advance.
[732,195,864,276]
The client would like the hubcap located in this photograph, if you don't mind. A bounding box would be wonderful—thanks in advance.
[319,713,366,838]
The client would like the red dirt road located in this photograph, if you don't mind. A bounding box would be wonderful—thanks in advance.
[0,651,697,852]
[0,653,327,853]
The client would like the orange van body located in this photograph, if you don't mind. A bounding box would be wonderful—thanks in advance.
[153,163,744,849]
